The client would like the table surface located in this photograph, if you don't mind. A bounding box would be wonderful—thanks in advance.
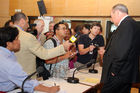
[8,63,102,93]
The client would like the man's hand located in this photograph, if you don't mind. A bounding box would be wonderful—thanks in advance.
[111,72,115,76]
[48,86,60,93]
[63,40,73,51]
[34,84,60,93]
[64,51,77,59]
[89,45,95,52]
[98,47,105,55]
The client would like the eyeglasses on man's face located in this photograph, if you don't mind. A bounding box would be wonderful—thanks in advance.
[58,27,68,31]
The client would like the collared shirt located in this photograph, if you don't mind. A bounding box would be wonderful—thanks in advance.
[118,15,128,26]
[0,47,39,92]
[14,25,25,31]
[43,35,69,78]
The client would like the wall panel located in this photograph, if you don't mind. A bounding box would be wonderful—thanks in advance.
[9,0,140,16]
[0,0,10,27]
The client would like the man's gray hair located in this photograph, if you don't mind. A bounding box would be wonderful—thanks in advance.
[34,19,44,26]
[13,12,27,23]
[112,4,128,14]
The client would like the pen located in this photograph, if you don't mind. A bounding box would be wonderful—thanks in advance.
[54,83,56,86]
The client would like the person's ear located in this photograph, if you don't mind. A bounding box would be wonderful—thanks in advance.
[6,42,12,50]
[6,42,10,46]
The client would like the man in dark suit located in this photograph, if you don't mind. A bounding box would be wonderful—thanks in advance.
[101,4,140,93]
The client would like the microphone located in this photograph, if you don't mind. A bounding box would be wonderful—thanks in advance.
[27,24,37,30]
[89,43,99,54]
[30,23,37,27]
[94,43,99,48]
[69,31,81,43]
[88,59,98,73]
[20,66,44,93]
[27,24,37,34]
[67,60,93,83]
[89,43,99,73]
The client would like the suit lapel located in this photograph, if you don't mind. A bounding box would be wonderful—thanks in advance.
[105,29,117,52]
[105,16,130,52]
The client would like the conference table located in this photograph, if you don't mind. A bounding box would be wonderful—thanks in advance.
[9,63,102,93]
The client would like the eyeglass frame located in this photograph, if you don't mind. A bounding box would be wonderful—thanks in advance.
[57,27,68,31]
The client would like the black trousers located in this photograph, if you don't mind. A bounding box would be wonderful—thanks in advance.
[101,75,132,93]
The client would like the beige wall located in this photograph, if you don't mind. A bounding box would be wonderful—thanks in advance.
[0,0,10,27]
[8,0,140,38]
[9,0,140,16]
[8,0,140,36]
[1,0,140,37]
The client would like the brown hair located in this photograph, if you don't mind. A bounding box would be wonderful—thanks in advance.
[90,22,102,32]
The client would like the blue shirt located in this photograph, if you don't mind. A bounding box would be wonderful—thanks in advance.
[0,47,39,92]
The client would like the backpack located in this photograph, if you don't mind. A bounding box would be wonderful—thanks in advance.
[36,38,57,80]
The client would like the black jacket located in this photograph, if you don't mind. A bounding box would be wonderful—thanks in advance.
[101,16,140,83]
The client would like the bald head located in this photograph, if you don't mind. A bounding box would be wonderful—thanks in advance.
[34,19,45,35]
[112,4,128,14]
[111,4,129,26]
[34,19,44,26]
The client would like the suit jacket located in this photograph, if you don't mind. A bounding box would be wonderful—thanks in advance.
[101,16,140,83]
[15,25,66,74]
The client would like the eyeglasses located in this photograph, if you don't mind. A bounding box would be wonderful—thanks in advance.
[58,28,68,31]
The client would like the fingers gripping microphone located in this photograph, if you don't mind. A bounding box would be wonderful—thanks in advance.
[94,43,99,48]
[67,61,93,83]
[69,32,80,43]
[20,66,44,93]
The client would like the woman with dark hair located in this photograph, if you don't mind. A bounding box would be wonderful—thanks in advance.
[81,24,91,34]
